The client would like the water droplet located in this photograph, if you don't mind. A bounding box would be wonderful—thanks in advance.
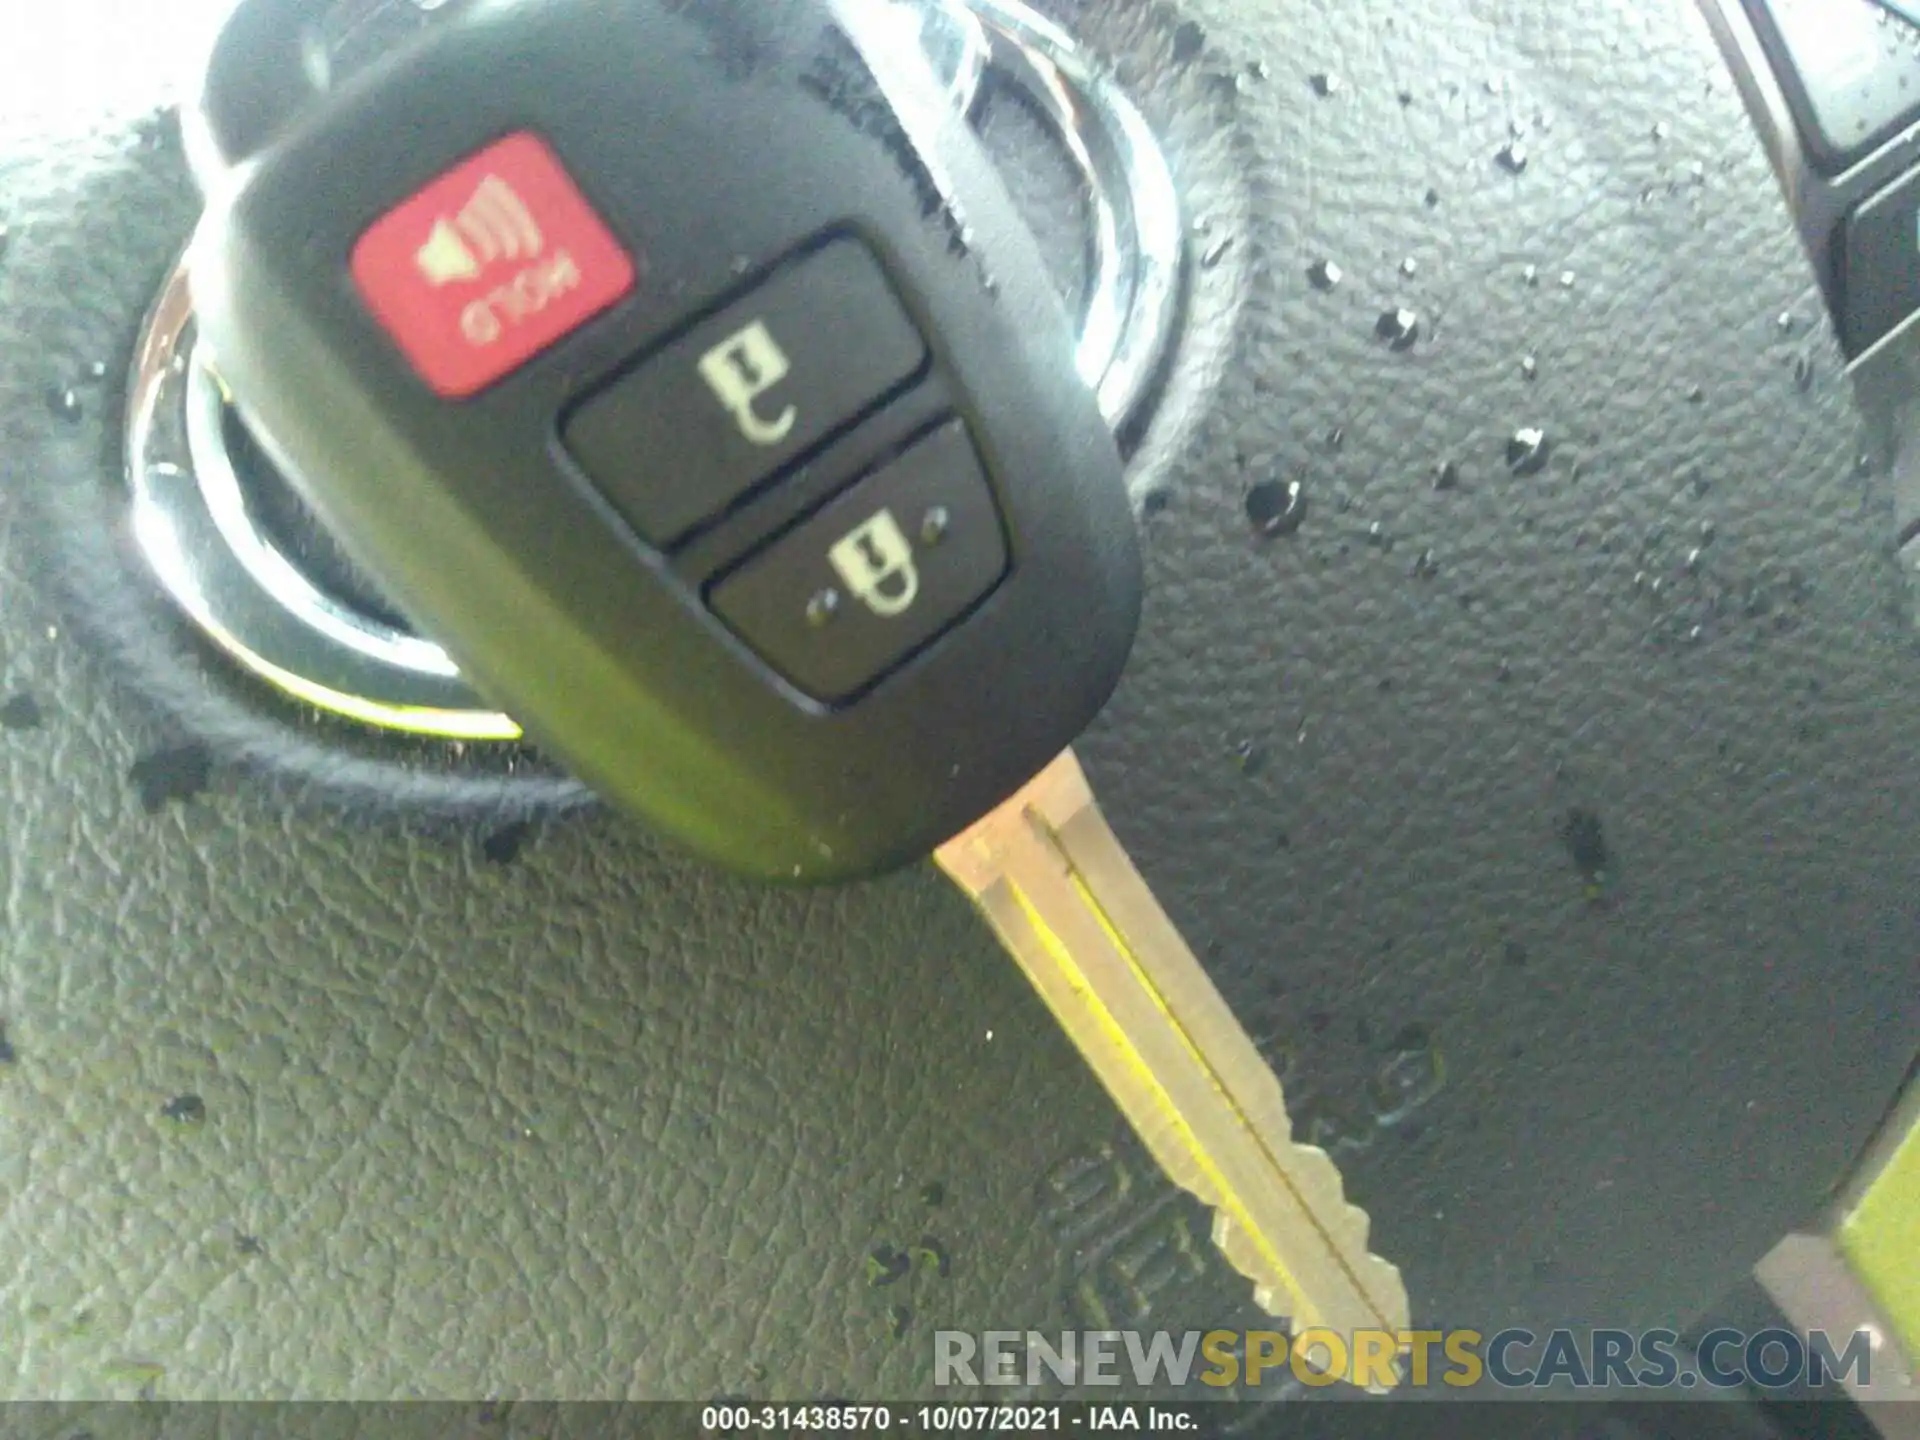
[1685,547,1703,573]
[130,744,212,813]
[1424,187,1441,207]
[1371,1032,1445,1126]
[1485,77,1504,95]
[1246,478,1309,538]
[1366,520,1394,551]
[46,386,81,421]
[1558,270,1576,289]
[1201,237,1234,269]
[1506,428,1551,475]
[85,359,108,381]
[806,589,842,628]
[1794,355,1815,391]
[1234,739,1270,775]
[1687,384,1705,403]
[483,823,531,865]
[1400,256,1419,278]
[1411,549,1440,580]
[1433,460,1461,492]
[865,1247,911,1287]
[1171,20,1206,63]
[1651,121,1670,142]
[1,694,44,731]
[1698,519,1717,546]
[1522,264,1539,287]
[1307,258,1343,291]
[1247,58,1271,81]
[1689,160,1706,184]
[161,1094,208,1125]
[919,506,951,546]
[1375,308,1421,350]
[1309,71,1341,97]
[1326,426,1346,450]
[1520,354,1538,381]
[1297,1098,1374,1156]
[1776,312,1795,335]
[0,223,10,261]
[1559,809,1610,884]
[1496,141,1529,174]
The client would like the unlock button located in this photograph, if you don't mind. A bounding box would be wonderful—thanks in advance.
[710,421,1009,703]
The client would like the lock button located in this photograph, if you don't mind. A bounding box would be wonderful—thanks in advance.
[562,237,928,547]
[709,420,1008,703]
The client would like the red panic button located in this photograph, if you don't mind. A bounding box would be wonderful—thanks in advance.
[350,131,637,399]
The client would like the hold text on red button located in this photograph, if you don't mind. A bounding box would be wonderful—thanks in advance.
[350,131,636,399]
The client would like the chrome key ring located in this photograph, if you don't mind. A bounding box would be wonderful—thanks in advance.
[912,0,1185,429]
[127,0,1186,741]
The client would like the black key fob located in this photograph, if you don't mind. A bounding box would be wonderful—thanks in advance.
[187,0,1143,882]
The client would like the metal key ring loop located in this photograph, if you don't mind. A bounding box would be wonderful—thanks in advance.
[893,0,993,119]
[125,271,527,740]
[963,0,1184,431]
[128,0,1186,740]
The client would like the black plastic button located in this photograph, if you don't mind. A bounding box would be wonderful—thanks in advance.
[710,421,1007,703]
[1842,162,1920,353]
[563,237,928,546]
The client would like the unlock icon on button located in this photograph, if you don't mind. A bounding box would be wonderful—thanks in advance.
[829,510,921,617]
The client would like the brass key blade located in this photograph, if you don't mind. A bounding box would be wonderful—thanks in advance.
[935,751,1410,1385]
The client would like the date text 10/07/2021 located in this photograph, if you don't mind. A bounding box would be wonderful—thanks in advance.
[699,1405,1196,1433]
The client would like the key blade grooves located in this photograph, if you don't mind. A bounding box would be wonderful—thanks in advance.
[1048,805,1403,1315]
[936,752,1412,1387]
[964,830,1364,1337]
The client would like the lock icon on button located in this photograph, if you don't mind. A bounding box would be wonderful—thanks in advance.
[829,510,921,618]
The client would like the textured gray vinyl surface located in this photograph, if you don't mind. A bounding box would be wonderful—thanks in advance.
[1,0,1916,1409]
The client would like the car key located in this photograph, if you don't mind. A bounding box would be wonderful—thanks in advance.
[183,0,1407,1376]
[937,752,1410,1370]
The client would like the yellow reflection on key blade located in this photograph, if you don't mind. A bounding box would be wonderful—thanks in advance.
[936,751,1411,1391]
